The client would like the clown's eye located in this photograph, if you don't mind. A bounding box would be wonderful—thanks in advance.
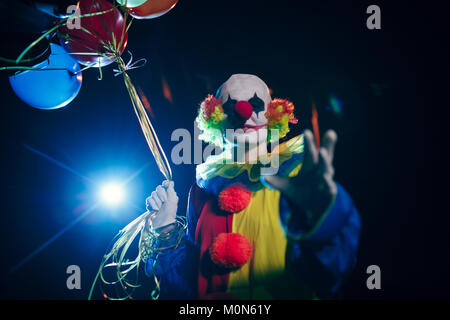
[222,96,237,113]
[248,93,264,113]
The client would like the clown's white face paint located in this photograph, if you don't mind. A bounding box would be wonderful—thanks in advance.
[217,74,271,161]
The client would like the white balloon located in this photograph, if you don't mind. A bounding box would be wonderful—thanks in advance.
[116,0,147,8]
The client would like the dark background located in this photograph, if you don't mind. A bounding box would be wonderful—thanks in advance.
[0,0,448,300]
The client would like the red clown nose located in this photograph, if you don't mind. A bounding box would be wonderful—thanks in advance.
[234,100,253,121]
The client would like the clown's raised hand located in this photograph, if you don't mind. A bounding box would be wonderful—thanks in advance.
[146,180,178,230]
[264,129,338,228]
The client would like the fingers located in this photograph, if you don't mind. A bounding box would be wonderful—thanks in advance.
[317,130,337,177]
[317,148,326,174]
[147,181,178,210]
[317,147,334,178]
[302,129,337,176]
[166,181,177,199]
[326,175,338,197]
[162,180,170,188]
[146,195,161,212]
[162,180,177,200]
[146,182,170,211]
[321,130,337,163]
[302,129,318,173]
[156,185,168,202]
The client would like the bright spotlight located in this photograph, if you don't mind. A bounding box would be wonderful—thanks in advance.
[99,182,125,207]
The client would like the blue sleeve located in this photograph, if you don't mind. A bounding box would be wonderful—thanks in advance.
[145,190,201,300]
[145,235,198,300]
[280,183,361,297]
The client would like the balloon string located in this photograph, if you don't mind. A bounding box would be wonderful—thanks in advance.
[14,6,116,65]
[113,51,147,77]
[117,56,172,181]
[0,45,50,65]
[0,2,118,67]
[117,9,132,55]
[15,23,63,64]
[0,66,69,72]
[97,60,103,80]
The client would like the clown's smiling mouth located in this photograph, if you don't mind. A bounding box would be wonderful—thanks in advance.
[242,124,267,132]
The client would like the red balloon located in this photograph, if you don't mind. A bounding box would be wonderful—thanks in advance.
[58,0,128,67]
[128,0,178,19]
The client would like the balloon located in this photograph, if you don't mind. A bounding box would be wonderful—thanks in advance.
[34,0,83,18]
[57,0,128,68]
[9,43,83,110]
[1,33,51,77]
[128,0,178,19]
[116,0,147,7]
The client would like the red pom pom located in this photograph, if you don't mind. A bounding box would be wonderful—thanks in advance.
[218,187,252,213]
[210,233,252,269]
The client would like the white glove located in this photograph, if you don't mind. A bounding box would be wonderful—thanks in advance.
[264,129,338,226]
[146,180,178,230]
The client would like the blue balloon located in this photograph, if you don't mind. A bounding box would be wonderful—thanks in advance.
[9,43,82,110]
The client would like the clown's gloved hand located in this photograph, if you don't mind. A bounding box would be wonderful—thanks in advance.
[264,129,338,229]
[146,180,178,230]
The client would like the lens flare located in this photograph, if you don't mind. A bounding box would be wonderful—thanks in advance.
[99,182,125,207]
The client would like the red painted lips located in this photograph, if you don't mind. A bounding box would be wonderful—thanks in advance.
[242,124,267,132]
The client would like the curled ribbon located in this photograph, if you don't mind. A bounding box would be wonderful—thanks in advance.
[113,51,147,77]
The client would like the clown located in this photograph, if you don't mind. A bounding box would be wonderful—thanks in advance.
[144,74,361,299]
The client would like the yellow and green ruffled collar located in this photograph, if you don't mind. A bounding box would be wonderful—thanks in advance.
[196,134,304,184]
